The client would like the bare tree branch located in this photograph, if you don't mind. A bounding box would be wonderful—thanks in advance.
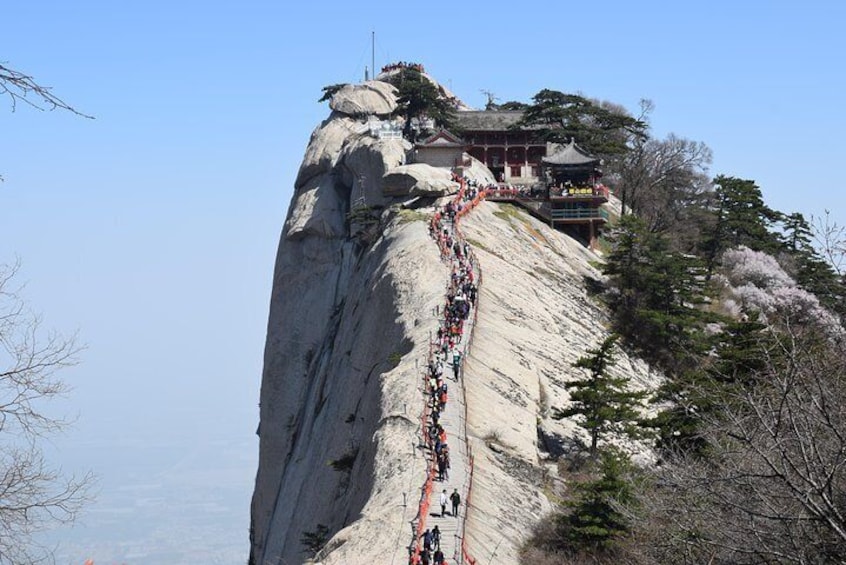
[0,62,92,119]
[812,210,846,276]
[0,261,94,563]
[639,322,846,563]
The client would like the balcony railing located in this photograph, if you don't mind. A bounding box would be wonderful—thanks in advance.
[550,208,609,221]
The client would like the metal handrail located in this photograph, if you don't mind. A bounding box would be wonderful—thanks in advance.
[549,208,609,220]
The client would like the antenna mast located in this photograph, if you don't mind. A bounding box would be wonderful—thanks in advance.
[371,31,376,79]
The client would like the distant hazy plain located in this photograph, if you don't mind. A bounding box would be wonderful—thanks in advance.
[42,435,255,565]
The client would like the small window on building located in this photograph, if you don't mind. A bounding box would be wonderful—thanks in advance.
[510,165,522,178]
[531,165,540,177]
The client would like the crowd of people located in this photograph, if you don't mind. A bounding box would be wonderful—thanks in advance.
[419,526,444,565]
[410,176,483,565]
[381,61,426,74]
[484,180,611,200]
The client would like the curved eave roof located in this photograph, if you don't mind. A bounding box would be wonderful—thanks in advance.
[417,129,465,148]
[542,139,600,166]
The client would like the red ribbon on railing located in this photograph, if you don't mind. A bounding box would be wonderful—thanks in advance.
[410,175,482,565]
[454,178,481,565]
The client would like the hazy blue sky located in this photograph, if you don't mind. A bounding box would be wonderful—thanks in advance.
[2,1,845,563]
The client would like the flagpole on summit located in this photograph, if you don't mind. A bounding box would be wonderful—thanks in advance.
[372,31,376,79]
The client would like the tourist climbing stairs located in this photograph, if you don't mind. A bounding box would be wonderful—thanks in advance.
[408,176,484,565]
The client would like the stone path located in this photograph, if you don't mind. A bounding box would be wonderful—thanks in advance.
[409,178,484,565]
[423,322,473,564]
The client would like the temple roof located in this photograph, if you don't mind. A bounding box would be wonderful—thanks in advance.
[417,129,464,148]
[542,139,600,166]
[454,110,525,131]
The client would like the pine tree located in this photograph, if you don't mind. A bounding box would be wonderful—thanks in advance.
[317,83,348,103]
[777,212,846,316]
[780,212,814,253]
[385,68,456,141]
[651,315,772,457]
[516,89,647,156]
[554,336,647,457]
[563,449,636,551]
[603,216,714,371]
[702,175,780,276]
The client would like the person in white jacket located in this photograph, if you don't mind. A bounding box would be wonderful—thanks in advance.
[439,489,448,517]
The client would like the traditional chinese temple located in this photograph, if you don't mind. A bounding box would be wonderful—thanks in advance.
[454,111,547,183]
[539,139,609,245]
[473,126,609,247]
[411,110,610,247]
[414,129,465,169]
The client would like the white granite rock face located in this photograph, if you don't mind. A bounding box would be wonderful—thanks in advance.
[284,174,347,240]
[252,83,449,565]
[382,163,459,197]
[329,80,398,117]
[458,154,497,186]
[457,202,657,564]
[337,134,409,208]
[252,82,658,565]
[375,69,473,112]
[251,215,446,565]
[295,115,360,190]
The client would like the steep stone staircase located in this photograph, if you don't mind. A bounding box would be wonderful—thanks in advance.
[408,179,483,565]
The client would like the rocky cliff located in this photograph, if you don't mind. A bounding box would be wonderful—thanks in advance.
[250,78,655,565]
